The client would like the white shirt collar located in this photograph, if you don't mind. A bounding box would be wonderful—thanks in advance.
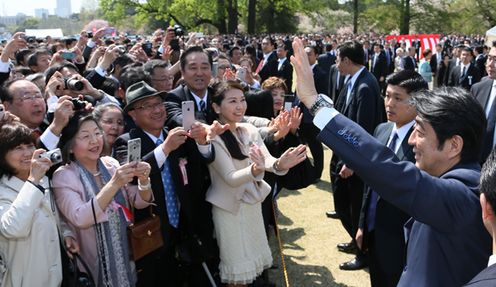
[190,90,209,110]
[347,66,366,91]
[143,130,164,144]
[390,120,415,152]
[488,254,496,267]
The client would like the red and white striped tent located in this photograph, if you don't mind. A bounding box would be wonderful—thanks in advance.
[386,34,440,60]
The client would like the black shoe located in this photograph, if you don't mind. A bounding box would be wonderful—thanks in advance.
[337,242,357,254]
[339,257,368,271]
[326,210,339,219]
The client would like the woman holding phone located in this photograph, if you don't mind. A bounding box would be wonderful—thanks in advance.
[204,80,306,286]
[52,112,154,287]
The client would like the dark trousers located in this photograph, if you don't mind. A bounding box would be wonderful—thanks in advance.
[368,232,402,287]
[300,122,324,179]
[332,172,365,240]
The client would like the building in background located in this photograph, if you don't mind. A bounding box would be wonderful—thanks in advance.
[34,8,49,19]
[55,0,71,18]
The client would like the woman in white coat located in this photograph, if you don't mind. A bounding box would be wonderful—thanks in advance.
[205,81,307,286]
[0,122,77,287]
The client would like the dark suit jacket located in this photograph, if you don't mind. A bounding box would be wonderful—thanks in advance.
[444,58,459,85]
[313,64,328,95]
[464,263,496,286]
[471,78,495,161]
[371,52,388,82]
[317,52,336,74]
[448,63,481,90]
[429,54,438,75]
[334,68,384,134]
[403,56,416,71]
[164,85,216,128]
[258,51,279,83]
[276,58,293,92]
[359,122,413,274]
[327,64,345,103]
[476,54,488,77]
[317,113,491,287]
[113,128,217,261]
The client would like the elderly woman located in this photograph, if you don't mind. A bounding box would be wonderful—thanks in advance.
[52,113,154,287]
[0,122,76,287]
[93,103,125,156]
[395,48,404,72]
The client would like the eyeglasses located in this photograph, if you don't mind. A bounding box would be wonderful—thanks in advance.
[76,131,104,142]
[100,118,124,126]
[133,101,166,112]
[17,93,44,102]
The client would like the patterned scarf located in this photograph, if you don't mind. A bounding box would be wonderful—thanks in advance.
[76,159,136,287]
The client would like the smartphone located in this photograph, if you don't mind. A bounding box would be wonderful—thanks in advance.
[87,32,93,38]
[237,67,247,82]
[127,138,141,164]
[182,101,195,131]
[170,39,180,52]
[61,51,75,60]
[284,94,295,112]
[141,42,153,56]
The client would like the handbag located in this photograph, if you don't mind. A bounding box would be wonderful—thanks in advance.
[61,251,95,287]
[127,207,164,261]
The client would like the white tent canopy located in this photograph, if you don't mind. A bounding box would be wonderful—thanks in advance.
[486,26,496,47]
[25,28,64,39]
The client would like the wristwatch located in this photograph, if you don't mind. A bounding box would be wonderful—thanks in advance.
[309,94,334,116]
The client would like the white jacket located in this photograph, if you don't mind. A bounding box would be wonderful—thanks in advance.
[0,175,66,287]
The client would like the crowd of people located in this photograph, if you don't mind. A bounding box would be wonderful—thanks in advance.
[0,23,495,287]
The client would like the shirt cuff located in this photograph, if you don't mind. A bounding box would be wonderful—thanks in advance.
[313,107,340,130]
[0,60,10,73]
[154,145,167,168]
[40,128,60,151]
[95,65,107,77]
[197,143,212,157]
[250,80,261,89]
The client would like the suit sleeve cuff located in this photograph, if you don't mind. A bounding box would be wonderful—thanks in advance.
[40,129,60,151]
[313,107,340,130]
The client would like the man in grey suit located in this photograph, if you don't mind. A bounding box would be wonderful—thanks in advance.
[291,37,491,287]
[356,70,427,287]
[471,45,496,162]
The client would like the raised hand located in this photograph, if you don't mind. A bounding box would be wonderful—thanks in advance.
[277,144,307,170]
[291,37,318,109]
[28,149,52,183]
[162,127,188,155]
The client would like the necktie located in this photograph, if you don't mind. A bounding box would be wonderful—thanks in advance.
[155,138,180,228]
[461,66,466,79]
[345,80,353,106]
[336,71,341,90]
[486,85,496,150]
[199,100,206,112]
[367,131,398,232]
[255,59,265,74]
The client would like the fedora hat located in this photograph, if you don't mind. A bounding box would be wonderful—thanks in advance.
[123,81,167,113]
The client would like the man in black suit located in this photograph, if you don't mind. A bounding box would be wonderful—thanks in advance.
[383,41,394,74]
[256,36,279,83]
[443,45,462,85]
[371,43,388,95]
[448,46,481,91]
[431,44,444,87]
[327,63,347,103]
[356,70,427,287]
[331,41,385,270]
[363,40,371,70]
[403,46,417,71]
[474,45,488,77]
[464,150,496,287]
[317,43,337,76]
[165,46,216,127]
[471,46,496,162]
[113,81,219,287]
[276,43,293,92]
